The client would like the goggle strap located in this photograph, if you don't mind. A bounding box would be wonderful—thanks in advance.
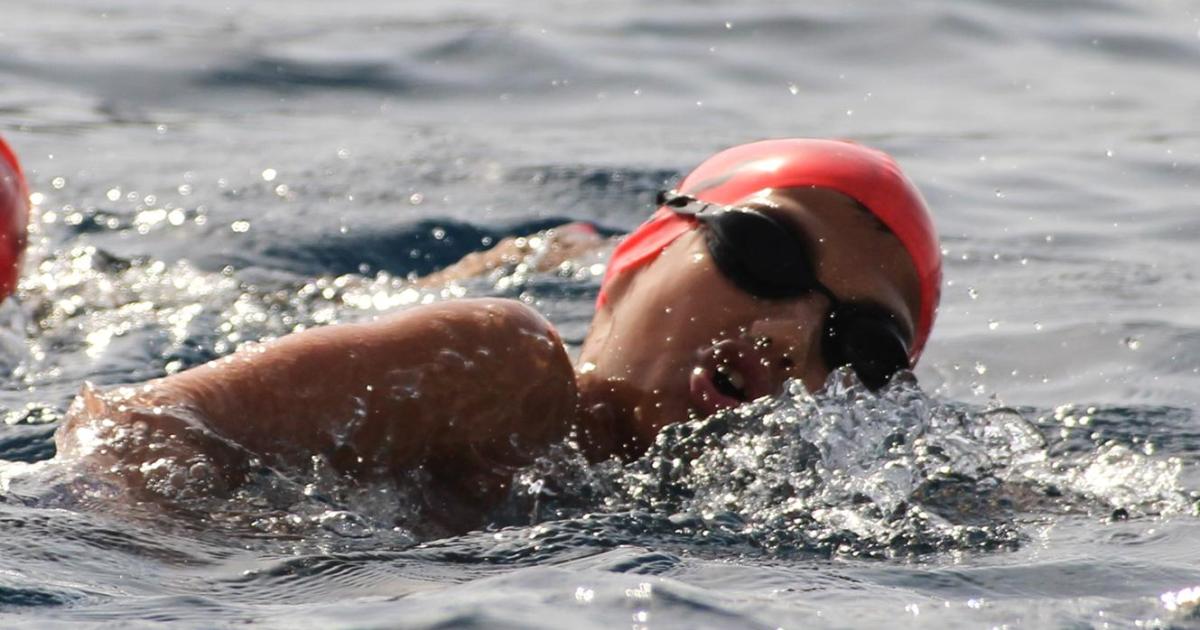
[656,189,719,218]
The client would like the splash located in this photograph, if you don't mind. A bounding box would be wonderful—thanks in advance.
[7,355,1193,557]
[504,371,1195,558]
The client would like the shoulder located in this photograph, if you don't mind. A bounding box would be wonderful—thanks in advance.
[373,298,563,352]
[430,298,556,331]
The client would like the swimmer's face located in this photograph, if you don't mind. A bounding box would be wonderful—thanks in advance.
[577,187,922,450]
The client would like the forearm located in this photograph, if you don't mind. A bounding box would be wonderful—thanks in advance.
[414,223,608,288]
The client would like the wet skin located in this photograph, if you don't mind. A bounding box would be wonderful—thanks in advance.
[55,186,921,523]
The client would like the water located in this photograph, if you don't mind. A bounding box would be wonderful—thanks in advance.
[2,0,1200,626]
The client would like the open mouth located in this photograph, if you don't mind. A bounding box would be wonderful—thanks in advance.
[712,363,748,400]
[688,339,773,418]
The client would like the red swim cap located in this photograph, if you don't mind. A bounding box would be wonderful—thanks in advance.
[0,135,29,302]
[597,139,941,363]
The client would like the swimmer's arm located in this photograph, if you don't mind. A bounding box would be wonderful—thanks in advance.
[60,299,580,500]
[414,223,608,288]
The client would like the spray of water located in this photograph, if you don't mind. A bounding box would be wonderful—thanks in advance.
[502,371,1194,558]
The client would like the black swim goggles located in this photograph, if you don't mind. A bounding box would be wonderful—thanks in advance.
[657,189,911,390]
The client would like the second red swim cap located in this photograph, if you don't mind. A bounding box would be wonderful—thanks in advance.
[0,135,27,302]
[597,138,942,363]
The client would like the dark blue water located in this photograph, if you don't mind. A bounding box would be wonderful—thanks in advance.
[3,0,1200,626]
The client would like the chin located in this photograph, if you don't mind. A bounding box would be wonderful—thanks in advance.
[626,389,685,447]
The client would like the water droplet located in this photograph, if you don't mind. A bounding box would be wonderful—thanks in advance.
[987,320,1000,331]
[1105,148,1114,158]
[261,168,277,182]
[231,220,251,233]
[51,177,66,189]
[974,362,987,375]
[994,188,1005,199]
[788,83,800,95]
[1123,336,1142,350]
[967,287,979,300]
[724,21,733,29]
[409,193,424,205]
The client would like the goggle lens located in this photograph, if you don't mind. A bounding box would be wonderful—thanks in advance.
[702,210,819,299]
[822,305,910,391]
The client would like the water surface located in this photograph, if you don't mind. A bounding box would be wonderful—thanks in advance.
[3,0,1200,627]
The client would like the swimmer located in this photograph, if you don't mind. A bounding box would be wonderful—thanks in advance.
[34,138,941,525]
[0,135,28,300]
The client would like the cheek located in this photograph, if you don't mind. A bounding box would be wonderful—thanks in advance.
[620,249,754,341]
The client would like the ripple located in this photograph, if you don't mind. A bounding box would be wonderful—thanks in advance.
[0,583,81,609]
[201,57,420,94]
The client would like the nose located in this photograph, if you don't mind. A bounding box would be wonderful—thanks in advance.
[744,296,832,393]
